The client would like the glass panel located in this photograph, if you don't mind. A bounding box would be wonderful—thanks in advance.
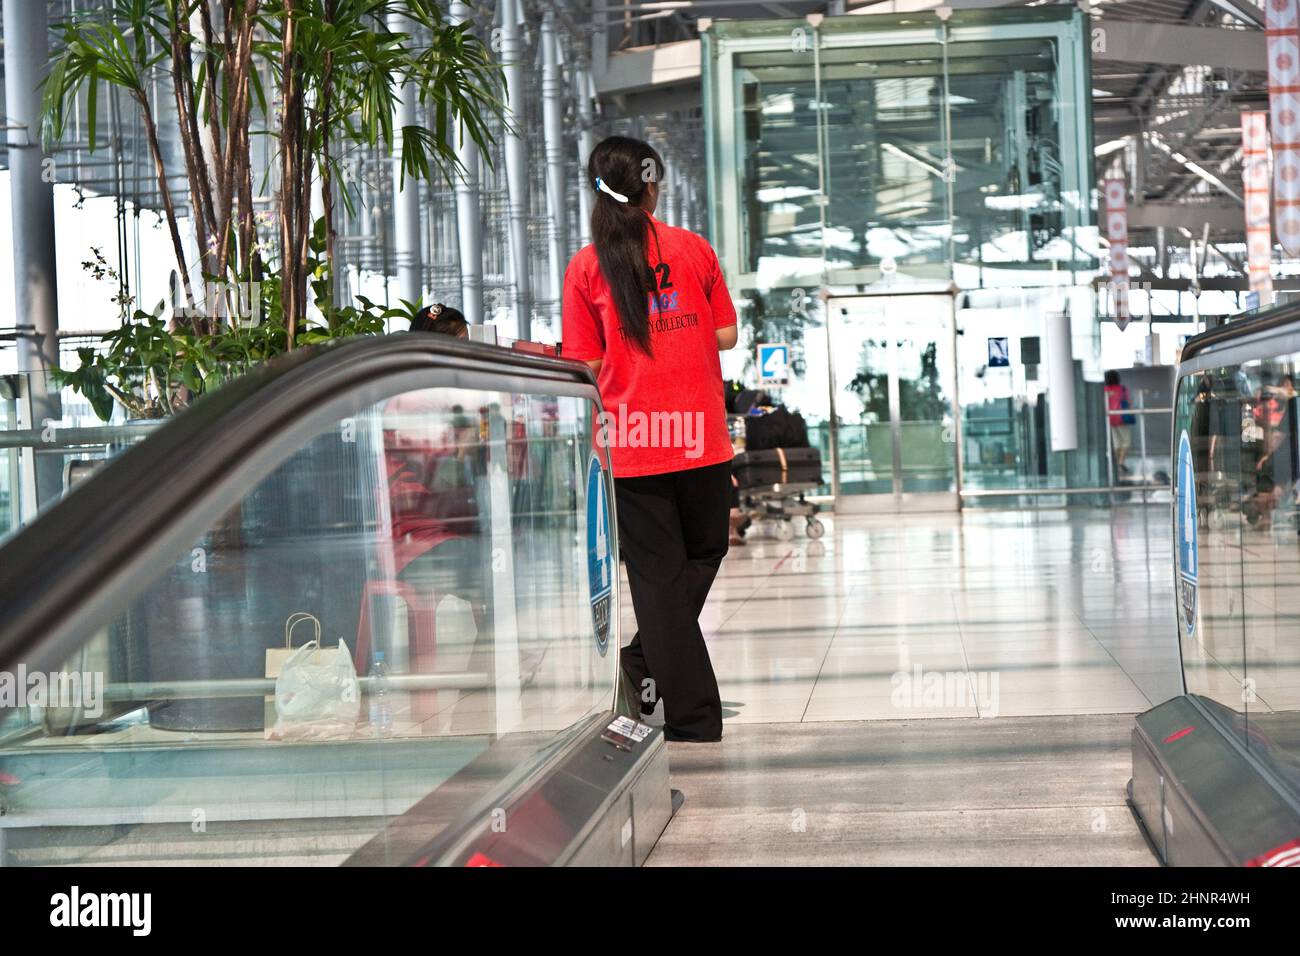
[0,370,161,544]
[956,303,1048,492]
[720,11,1091,281]
[1177,365,1249,747]
[735,53,823,278]
[954,293,1135,503]
[0,382,616,865]
[819,44,949,272]
[945,37,1065,271]
[826,294,955,496]
[895,305,956,494]
[1234,356,1300,788]
[830,298,893,494]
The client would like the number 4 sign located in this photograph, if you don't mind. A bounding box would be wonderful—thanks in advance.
[757,343,791,386]
[586,455,613,655]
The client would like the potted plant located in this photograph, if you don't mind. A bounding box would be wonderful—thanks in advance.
[41,0,503,732]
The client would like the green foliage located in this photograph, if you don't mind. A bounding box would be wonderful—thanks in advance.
[57,228,412,421]
[258,0,504,200]
[42,0,167,147]
[42,1,505,419]
[846,342,947,424]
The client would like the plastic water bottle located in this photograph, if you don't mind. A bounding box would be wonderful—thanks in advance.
[369,651,393,737]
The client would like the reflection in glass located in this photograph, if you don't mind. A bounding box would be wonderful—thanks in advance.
[831,295,955,496]
[1178,357,1300,791]
[0,385,616,865]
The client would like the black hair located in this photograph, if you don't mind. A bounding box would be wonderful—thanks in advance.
[587,135,665,357]
[411,303,468,337]
[1105,369,1121,387]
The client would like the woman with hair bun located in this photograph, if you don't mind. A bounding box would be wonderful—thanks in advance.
[411,302,469,338]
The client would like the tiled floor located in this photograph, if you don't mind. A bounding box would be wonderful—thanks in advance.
[627,506,1181,865]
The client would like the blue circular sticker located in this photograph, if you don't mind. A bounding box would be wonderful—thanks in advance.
[1176,429,1198,638]
[586,454,613,655]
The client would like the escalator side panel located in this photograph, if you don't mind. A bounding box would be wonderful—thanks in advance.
[0,336,665,867]
[1131,695,1300,866]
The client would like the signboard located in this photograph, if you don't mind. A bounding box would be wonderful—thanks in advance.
[1020,336,1041,365]
[1176,430,1198,639]
[1267,0,1300,255]
[1242,111,1275,301]
[757,343,791,386]
[987,337,1010,368]
[586,454,612,655]
[1104,177,1131,329]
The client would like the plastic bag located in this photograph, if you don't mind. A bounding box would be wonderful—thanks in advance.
[268,638,361,741]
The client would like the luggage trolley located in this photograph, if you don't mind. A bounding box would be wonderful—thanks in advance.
[737,479,824,541]
[731,438,826,540]
[725,384,826,541]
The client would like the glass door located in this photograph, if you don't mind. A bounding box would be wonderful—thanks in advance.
[828,292,957,510]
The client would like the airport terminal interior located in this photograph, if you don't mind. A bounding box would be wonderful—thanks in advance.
[1,0,1299,869]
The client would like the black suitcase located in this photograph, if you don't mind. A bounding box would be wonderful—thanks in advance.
[743,407,809,450]
[733,447,823,488]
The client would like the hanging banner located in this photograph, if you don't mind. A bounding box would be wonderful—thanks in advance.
[1242,111,1275,301]
[1104,177,1130,330]
[1267,0,1300,255]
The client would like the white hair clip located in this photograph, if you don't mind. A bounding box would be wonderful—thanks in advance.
[595,177,630,204]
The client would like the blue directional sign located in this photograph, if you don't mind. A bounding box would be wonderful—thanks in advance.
[757,343,791,386]
[1176,430,1198,638]
[586,454,612,656]
[988,337,1010,368]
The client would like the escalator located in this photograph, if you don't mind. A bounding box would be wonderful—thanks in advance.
[1130,305,1300,866]
[0,335,670,866]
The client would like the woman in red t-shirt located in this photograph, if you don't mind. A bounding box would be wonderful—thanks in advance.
[562,136,738,742]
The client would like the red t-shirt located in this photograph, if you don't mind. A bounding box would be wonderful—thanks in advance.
[561,216,737,478]
[1104,384,1130,428]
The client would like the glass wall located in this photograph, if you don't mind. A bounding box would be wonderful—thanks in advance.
[0,371,160,543]
[0,380,617,865]
[706,8,1093,287]
[705,8,1119,506]
[1176,345,1300,792]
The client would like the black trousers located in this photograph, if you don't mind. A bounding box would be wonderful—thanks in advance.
[615,459,731,740]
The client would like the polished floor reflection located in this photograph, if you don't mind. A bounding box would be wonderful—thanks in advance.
[625,507,1179,866]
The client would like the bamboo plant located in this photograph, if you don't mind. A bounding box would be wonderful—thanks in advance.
[42,0,503,419]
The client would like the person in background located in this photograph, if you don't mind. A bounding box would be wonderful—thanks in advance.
[1104,370,1135,476]
[411,303,469,337]
[562,135,738,743]
[728,475,748,547]
[384,305,488,645]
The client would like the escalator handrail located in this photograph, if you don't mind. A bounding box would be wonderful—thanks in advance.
[0,333,599,670]
[1180,299,1300,365]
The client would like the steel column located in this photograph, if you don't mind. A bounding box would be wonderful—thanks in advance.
[450,0,484,325]
[500,0,532,339]
[388,12,423,307]
[4,0,63,509]
[575,61,596,246]
[541,10,567,322]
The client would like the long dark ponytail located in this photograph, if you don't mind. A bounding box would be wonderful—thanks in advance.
[588,135,664,356]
